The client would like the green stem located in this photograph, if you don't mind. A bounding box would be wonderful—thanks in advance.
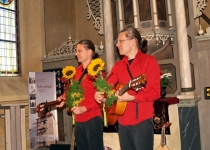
[72,113,75,125]
[103,103,107,127]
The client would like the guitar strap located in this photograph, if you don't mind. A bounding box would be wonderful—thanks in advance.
[78,68,88,84]
[126,64,139,120]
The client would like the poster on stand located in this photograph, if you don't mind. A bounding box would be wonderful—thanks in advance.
[28,72,58,149]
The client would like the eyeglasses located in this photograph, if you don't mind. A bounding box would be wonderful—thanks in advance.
[117,39,131,44]
[75,50,85,53]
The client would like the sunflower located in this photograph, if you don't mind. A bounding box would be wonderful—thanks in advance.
[87,58,105,76]
[62,66,76,79]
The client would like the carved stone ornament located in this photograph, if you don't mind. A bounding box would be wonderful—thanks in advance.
[141,29,175,46]
[42,36,104,63]
[193,0,207,18]
[86,0,104,35]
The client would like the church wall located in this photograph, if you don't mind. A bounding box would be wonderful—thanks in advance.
[74,0,104,46]
[194,1,210,149]
[0,0,210,149]
[44,0,76,55]
[0,0,45,149]
[43,0,105,70]
[196,40,210,150]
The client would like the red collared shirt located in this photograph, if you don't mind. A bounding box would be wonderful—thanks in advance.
[74,64,102,122]
[108,50,160,125]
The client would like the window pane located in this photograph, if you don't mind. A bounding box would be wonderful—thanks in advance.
[157,0,166,20]
[0,0,19,76]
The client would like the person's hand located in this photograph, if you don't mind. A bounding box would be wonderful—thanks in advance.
[94,92,106,103]
[56,101,65,108]
[66,107,71,112]
[71,106,87,114]
[115,90,135,102]
[56,95,66,108]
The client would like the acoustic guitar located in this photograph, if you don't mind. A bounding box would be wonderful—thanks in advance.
[36,100,62,113]
[36,100,76,149]
[106,74,147,125]
[156,122,171,150]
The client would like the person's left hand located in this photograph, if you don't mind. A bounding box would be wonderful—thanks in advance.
[71,106,87,114]
[115,90,135,102]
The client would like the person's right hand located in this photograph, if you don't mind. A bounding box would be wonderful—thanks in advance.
[94,92,106,103]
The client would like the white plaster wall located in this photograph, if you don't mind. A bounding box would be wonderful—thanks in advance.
[197,50,210,150]
[0,0,45,149]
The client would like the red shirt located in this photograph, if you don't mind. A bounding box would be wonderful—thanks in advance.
[108,51,160,125]
[74,64,102,122]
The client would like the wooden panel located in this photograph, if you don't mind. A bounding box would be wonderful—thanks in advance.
[10,106,16,150]
[15,105,21,150]
[138,0,152,21]
[153,42,174,60]
[21,108,26,150]
[157,0,166,20]
[123,0,134,25]
[184,0,190,27]
[111,1,118,39]
[5,109,11,150]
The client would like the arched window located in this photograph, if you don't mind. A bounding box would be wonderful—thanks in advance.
[0,0,19,76]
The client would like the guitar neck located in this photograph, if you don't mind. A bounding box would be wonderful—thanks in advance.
[161,127,166,147]
[118,83,130,96]
[43,100,61,107]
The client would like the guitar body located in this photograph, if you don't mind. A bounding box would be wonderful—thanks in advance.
[105,101,127,125]
[114,101,127,115]
[105,74,147,125]
[106,83,127,125]
[156,145,170,150]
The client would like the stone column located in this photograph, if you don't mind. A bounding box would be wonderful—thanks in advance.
[174,0,200,103]
[152,0,159,29]
[103,0,115,72]
[174,0,192,91]
[174,1,201,149]
[118,0,123,31]
[132,0,138,29]
[174,0,192,89]
[166,0,173,29]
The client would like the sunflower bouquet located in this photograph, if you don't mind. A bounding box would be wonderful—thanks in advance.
[61,66,84,108]
[87,58,118,107]
[61,66,84,124]
[87,58,118,126]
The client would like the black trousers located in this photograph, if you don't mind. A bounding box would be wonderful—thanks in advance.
[118,118,154,150]
[74,116,104,150]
